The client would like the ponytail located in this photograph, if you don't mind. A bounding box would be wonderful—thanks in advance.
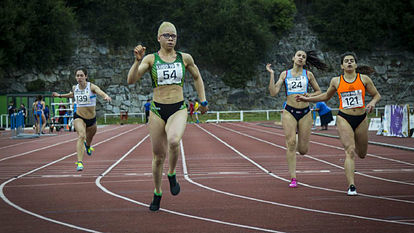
[356,65,375,75]
[305,50,328,70]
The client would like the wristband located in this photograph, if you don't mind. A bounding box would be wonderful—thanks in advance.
[201,101,208,107]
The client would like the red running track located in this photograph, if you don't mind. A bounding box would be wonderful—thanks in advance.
[0,122,413,233]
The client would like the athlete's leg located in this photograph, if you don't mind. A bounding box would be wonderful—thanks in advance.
[85,123,97,147]
[336,116,357,187]
[35,114,40,134]
[41,113,46,133]
[354,118,369,159]
[297,112,312,155]
[148,112,168,194]
[165,109,187,175]
[282,110,299,179]
[73,119,87,162]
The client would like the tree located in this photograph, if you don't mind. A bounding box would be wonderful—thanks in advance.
[0,0,77,77]
[306,0,414,52]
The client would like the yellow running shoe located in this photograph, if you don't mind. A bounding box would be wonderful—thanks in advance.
[84,141,94,156]
[76,161,84,171]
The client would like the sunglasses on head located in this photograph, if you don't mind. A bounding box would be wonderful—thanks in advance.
[161,33,177,39]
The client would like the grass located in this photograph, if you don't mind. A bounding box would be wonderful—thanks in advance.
[97,111,283,125]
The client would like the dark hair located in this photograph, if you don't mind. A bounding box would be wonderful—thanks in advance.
[75,67,88,78]
[340,51,358,64]
[300,50,328,70]
[340,51,374,75]
[36,95,43,101]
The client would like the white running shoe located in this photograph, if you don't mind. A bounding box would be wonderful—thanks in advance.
[347,184,357,196]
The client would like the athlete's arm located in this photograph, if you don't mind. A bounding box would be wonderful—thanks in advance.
[268,64,285,97]
[297,77,338,102]
[184,53,208,114]
[52,89,74,98]
[362,75,381,113]
[127,45,152,84]
[91,84,112,102]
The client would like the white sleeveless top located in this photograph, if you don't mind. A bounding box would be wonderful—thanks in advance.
[73,82,96,107]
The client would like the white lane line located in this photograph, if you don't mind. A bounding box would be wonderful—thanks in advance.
[0,130,71,150]
[41,175,82,178]
[372,169,414,172]
[0,125,143,232]
[219,123,414,186]
[197,124,414,204]
[95,136,283,233]
[0,125,124,162]
[243,122,414,166]
[297,170,331,173]
[181,139,414,227]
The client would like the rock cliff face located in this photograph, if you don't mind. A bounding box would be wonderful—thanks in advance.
[3,21,413,116]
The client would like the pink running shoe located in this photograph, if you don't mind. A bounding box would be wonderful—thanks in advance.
[289,178,297,188]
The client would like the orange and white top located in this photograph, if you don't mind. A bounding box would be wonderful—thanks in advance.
[337,73,365,109]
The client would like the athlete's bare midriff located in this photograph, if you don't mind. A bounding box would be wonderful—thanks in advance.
[286,94,310,109]
[153,85,184,104]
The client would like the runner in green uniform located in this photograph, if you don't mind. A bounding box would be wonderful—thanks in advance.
[127,21,208,211]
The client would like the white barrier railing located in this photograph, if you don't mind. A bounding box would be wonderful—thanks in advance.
[1,114,8,129]
[205,109,282,123]
[102,107,387,124]
[104,112,145,123]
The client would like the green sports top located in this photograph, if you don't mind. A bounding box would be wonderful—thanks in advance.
[151,52,185,88]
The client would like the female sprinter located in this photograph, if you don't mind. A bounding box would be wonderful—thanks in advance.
[127,22,208,211]
[52,68,112,171]
[33,95,46,134]
[296,52,381,195]
[267,50,326,188]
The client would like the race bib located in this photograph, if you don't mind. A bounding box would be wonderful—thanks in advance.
[341,90,363,109]
[287,76,307,93]
[74,90,91,105]
[156,62,183,85]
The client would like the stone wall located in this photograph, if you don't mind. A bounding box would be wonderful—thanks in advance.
[3,20,414,116]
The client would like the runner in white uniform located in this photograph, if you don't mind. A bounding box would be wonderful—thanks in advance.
[52,67,111,171]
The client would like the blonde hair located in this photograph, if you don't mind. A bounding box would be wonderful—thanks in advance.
[157,21,177,37]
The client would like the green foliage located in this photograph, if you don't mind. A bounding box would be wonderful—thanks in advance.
[0,0,77,74]
[67,0,137,47]
[68,0,296,88]
[1,0,296,88]
[306,0,414,52]
[184,0,296,87]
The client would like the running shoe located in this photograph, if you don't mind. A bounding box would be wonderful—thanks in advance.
[76,161,84,171]
[149,193,162,211]
[84,141,94,156]
[289,178,298,188]
[168,174,181,195]
[347,184,357,196]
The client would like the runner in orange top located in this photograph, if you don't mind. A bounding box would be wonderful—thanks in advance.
[337,73,365,110]
[296,52,381,196]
